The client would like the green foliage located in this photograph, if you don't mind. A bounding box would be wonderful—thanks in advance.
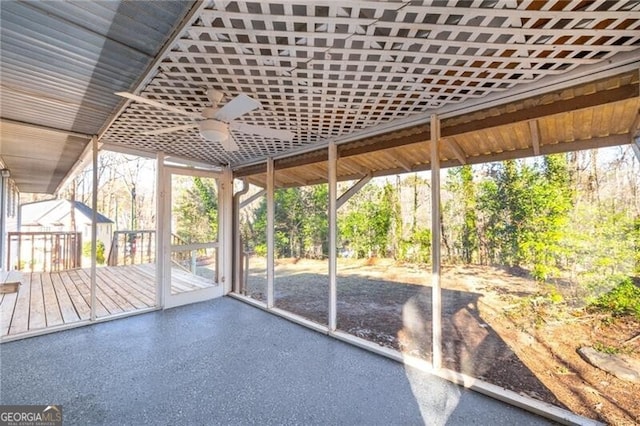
[560,206,638,295]
[251,184,328,258]
[194,177,217,225]
[593,341,621,355]
[240,147,637,317]
[446,165,477,263]
[302,184,329,258]
[174,177,218,243]
[274,187,305,257]
[633,216,640,276]
[253,243,267,257]
[590,276,640,319]
[474,156,573,281]
[82,240,105,264]
[339,183,393,258]
[411,227,431,263]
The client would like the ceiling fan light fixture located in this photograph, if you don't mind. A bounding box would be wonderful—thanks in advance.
[198,119,227,142]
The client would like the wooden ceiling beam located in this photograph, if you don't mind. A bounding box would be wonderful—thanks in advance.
[444,138,467,165]
[234,163,267,178]
[234,77,638,183]
[339,131,430,158]
[275,150,328,172]
[441,84,639,138]
[448,134,630,168]
[337,173,373,210]
[529,120,541,157]
[239,189,266,209]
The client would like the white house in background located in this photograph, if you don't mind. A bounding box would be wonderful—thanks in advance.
[20,199,114,251]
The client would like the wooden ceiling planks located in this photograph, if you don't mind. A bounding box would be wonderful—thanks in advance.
[237,95,640,189]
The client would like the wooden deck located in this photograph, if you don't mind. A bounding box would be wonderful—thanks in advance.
[0,264,215,338]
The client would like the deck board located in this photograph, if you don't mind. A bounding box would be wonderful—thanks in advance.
[29,273,46,331]
[0,290,18,336]
[96,268,149,310]
[76,269,124,316]
[1,264,217,339]
[41,272,64,327]
[1,271,25,335]
[68,269,103,315]
[9,273,32,335]
[105,266,155,306]
[50,272,80,324]
[61,270,90,319]
[91,268,137,312]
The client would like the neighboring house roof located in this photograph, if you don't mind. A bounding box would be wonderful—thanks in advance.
[20,199,113,228]
[71,201,113,224]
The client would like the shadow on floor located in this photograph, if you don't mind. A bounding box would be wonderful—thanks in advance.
[247,270,562,407]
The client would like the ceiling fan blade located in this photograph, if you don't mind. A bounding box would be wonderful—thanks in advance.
[115,92,201,119]
[230,122,295,141]
[220,136,239,152]
[214,94,261,122]
[142,123,197,136]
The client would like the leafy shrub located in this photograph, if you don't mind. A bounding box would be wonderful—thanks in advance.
[82,241,106,265]
[590,276,640,319]
[253,243,267,257]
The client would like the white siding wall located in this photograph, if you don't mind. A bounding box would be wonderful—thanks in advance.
[0,175,19,270]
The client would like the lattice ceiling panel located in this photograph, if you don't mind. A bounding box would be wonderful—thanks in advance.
[101,0,640,167]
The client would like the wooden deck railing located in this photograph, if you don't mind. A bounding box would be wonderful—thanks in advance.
[7,231,81,272]
[106,231,218,282]
[107,230,156,266]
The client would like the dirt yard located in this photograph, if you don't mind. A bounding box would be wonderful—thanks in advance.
[243,257,639,425]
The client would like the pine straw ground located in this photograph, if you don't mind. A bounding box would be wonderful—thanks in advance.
[244,258,639,425]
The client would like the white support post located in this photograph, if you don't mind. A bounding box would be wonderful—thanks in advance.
[233,179,249,294]
[0,171,7,271]
[155,152,166,308]
[328,142,338,331]
[220,167,234,295]
[90,136,98,321]
[266,158,275,308]
[430,114,442,370]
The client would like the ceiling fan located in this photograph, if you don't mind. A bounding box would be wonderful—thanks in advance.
[115,89,294,151]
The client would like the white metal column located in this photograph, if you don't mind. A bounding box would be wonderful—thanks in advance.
[430,114,442,369]
[266,157,275,308]
[328,142,338,331]
[219,167,234,295]
[155,152,166,308]
[0,170,7,271]
[90,136,98,321]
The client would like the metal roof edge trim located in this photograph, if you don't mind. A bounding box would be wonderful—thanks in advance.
[54,137,101,195]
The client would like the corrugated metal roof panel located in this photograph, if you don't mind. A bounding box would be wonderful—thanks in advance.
[0,0,196,193]
[0,121,88,194]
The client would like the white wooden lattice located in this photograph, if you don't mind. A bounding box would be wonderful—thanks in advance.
[101,0,640,166]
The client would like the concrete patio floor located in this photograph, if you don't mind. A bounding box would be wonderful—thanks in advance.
[0,297,555,425]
